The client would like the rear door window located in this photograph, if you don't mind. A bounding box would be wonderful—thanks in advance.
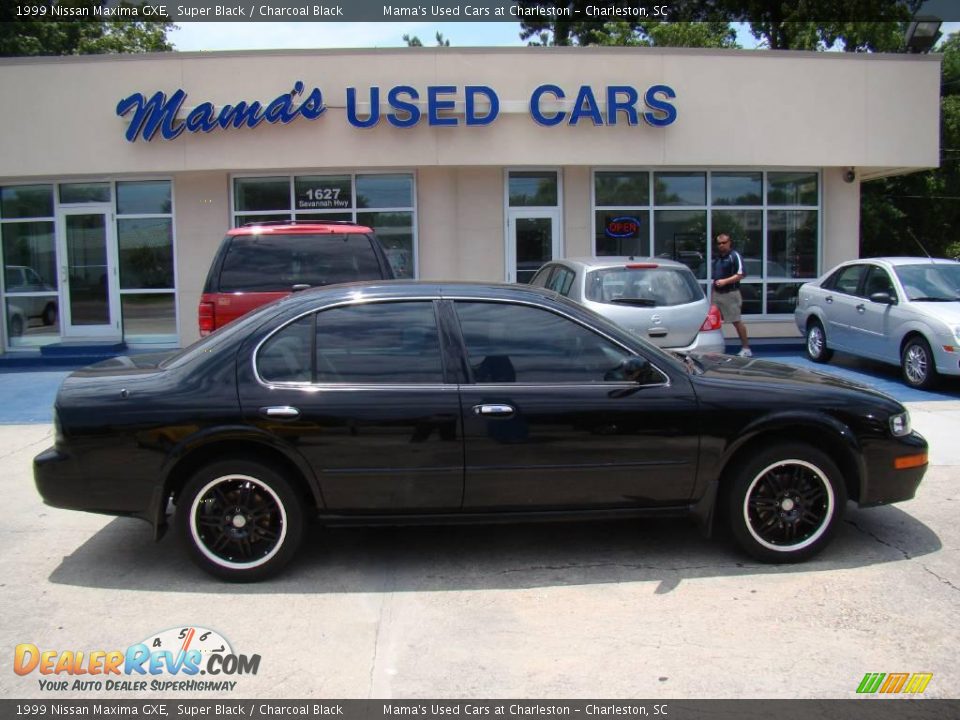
[218,233,383,292]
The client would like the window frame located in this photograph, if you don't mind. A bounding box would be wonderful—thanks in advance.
[591,167,822,320]
[230,170,419,279]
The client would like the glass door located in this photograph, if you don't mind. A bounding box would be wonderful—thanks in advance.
[507,209,561,284]
[56,206,120,340]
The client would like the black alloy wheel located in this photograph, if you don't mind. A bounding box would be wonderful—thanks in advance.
[177,459,304,581]
[727,443,846,563]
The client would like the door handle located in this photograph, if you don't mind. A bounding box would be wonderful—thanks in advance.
[473,404,515,418]
[856,304,865,313]
[647,328,668,337]
[260,406,300,419]
[825,295,833,303]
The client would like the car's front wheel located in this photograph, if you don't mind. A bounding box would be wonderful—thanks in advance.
[901,336,938,390]
[177,459,304,582]
[805,319,833,363]
[727,443,846,563]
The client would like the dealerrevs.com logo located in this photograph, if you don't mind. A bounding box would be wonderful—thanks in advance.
[14,626,260,693]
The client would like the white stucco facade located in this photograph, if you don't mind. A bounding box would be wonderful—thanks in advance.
[0,46,942,350]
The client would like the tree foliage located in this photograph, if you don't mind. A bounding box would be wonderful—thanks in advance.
[516,0,921,50]
[861,32,960,259]
[0,2,173,56]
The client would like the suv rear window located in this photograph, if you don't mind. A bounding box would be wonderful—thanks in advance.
[585,267,702,306]
[217,233,384,292]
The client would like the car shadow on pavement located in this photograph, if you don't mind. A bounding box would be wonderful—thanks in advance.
[47,503,941,594]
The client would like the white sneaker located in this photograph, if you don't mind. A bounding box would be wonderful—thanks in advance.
[738,348,753,358]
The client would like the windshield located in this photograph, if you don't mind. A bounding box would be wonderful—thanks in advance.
[894,263,960,301]
[585,266,703,306]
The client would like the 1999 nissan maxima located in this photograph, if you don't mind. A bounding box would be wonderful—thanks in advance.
[35,283,928,581]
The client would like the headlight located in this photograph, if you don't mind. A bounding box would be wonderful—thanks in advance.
[889,410,911,437]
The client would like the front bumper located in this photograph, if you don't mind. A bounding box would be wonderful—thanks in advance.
[858,431,928,507]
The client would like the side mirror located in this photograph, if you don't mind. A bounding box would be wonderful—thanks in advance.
[621,356,656,384]
[869,291,896,305]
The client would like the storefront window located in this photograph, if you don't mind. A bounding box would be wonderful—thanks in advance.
[118,218,174,289]
[654,210,707,278]
[711,173,762,206]
[117,181,172,215]
[1,185,53,219]
[767,172,818,206]
[234,177,289,213]
[121,294,177,337]
[595,171,648,206]
[768,210,818,279]
[116,180,176,344]
[594,210,648,257]
[654,172,706,206]
[60,183,111,204]
[232,172,418,279]
[508,172,558,207]
[357,174,413,208]
[593,169,820,315]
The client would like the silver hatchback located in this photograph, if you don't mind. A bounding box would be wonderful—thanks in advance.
[530,257,725,353]
[795,257,960,389]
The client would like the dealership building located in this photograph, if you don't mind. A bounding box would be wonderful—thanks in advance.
[0,46,941,353]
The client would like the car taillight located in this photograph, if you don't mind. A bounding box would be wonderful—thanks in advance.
[626,263,658,269]
[198,301,215,336]
[701,304,722,332]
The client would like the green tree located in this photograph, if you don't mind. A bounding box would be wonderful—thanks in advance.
[0,1,173,56]
[403,32,451,47]
[861,32,960,259]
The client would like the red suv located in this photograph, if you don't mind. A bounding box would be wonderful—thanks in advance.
[199,221,395,335]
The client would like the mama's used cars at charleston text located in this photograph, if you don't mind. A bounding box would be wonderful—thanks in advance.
[34,283,928,581]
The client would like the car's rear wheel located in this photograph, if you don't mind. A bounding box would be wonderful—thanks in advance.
[805,319,833,363]
[42,303,57,326]
[901,336,938,390]
[177,459,304,582]
[727,443,845,563]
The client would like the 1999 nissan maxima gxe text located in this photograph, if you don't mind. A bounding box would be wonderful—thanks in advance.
[34,283,928,581]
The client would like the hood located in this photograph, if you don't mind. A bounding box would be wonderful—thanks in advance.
[906,300,960,325]
[690,352,898,403]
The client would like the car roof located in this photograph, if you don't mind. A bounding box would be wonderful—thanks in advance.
[551,256,691,271]
[849,257,960,267]
[227,221,373,236]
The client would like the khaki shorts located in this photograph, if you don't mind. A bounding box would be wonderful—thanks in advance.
[713,289,742,323]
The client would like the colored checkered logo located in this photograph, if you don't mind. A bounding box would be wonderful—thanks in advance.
[857,672,933,694]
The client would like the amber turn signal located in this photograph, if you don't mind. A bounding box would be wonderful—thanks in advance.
[894,453,928,470]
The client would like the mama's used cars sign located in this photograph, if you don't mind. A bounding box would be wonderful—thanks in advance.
[116,81,677,142]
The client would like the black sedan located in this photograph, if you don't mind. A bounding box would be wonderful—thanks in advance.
[34,282,928,581]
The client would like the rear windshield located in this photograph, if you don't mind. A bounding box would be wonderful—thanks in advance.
[585,266,703,306]
[218,233,384,292]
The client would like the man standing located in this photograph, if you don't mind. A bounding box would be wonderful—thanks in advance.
[712,233,752,358]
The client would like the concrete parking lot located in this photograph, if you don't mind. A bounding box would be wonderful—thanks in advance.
[1,353,958,700]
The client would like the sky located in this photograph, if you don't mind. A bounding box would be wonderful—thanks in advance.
[169,21,959,52]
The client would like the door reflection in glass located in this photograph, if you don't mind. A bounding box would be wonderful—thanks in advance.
[516,217,553,284]
[66,214,109,325]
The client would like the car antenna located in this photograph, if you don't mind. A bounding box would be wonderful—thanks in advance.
[906,228,933,260]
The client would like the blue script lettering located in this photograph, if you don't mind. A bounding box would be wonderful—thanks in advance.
[116,81,326,142]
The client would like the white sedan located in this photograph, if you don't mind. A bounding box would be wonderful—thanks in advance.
[795,257,960,389]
